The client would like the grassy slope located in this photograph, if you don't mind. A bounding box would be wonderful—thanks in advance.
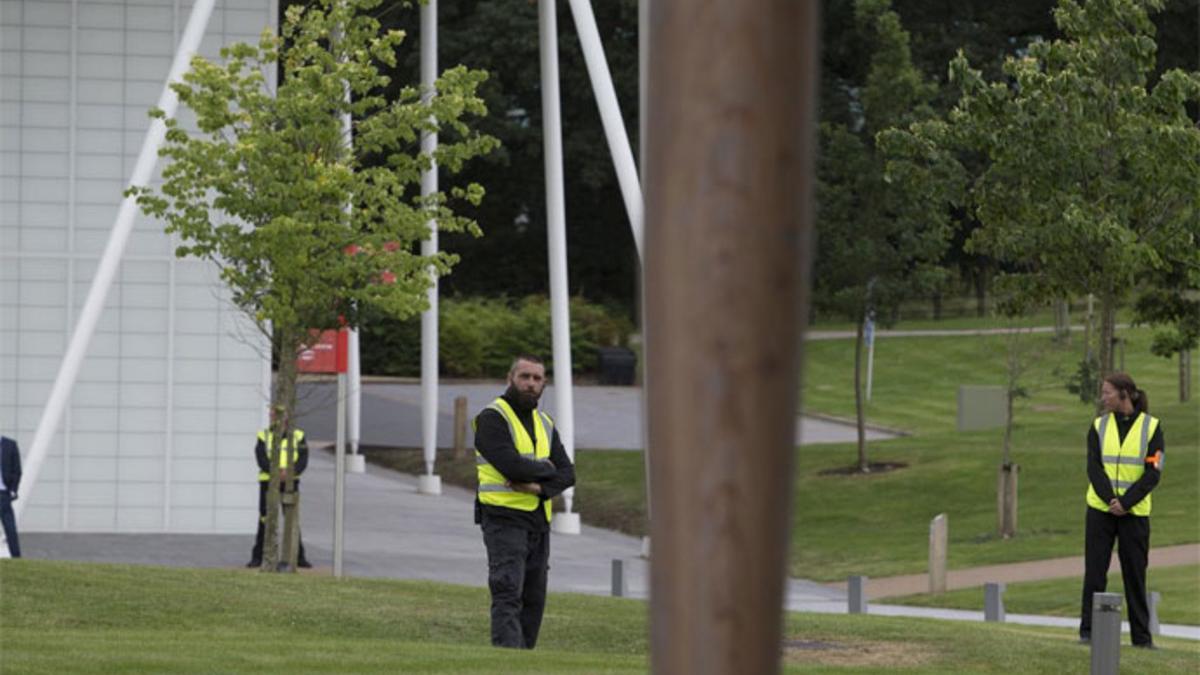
[2,560,1198,674]
[793,327,1198,580]
[888,564,1200,626]
[365,327,1197,583]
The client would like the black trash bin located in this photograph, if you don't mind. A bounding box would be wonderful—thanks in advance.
[596,347,637,386]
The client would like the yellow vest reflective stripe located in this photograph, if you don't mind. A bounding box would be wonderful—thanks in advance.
[257,429,305,482]
[1086,412,1157,516]
[475,398,553,521]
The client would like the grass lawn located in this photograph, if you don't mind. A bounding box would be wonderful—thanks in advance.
[888,564,1200,626]
[366,326,1197,583]
[2,560,1198,673]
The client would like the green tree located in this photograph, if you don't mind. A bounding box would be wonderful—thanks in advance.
[1133,259,1199,401]
[814,0,957,473]
[887,0,1200,398]
[129,0,496,570]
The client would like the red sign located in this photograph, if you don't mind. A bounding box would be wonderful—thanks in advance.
[297,330,342,373]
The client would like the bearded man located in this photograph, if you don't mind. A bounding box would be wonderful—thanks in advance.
[472,354,576,649]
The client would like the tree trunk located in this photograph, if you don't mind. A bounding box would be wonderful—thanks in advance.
[997,463,1018,539]
[1182,349,1192,403]
[263,326,301,572]
[1098,294,1117,383]
[854,317,868,473]
[998,387,1017,538]
[932,293,943,321]
[1054,299,1070,342]
[1001,388,1014,467]
[974,269,987,318]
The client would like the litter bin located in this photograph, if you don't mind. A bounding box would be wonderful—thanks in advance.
[597,347,637,385]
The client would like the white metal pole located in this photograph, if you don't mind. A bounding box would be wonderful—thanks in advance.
[637,0,651,560]
[335,10,365,475]
[417,0,442,496]
[540,0,580,535]
[565,0,643,260]
[334,370,347,577]
[16,0,218,520]
[346,327,364,472]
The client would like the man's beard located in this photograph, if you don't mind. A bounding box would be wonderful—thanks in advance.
[505,384,541,411]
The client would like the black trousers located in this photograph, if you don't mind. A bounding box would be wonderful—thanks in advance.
[481,518,550,649]
[1079,507,1152,645]
[251,481,306,563]
[0,492,19,558]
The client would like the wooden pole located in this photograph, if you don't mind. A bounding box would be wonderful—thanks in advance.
[645,2,817,673]
[453,396,469,461]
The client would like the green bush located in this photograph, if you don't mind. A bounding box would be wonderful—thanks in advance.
[360,295,635,378]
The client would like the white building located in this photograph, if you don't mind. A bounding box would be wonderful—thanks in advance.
[1,0,276,533]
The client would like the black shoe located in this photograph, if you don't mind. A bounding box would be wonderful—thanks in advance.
[1133,642,1157,650]
[1078,634,1090,645]
[245,559,262,568]
[298,559,313,569]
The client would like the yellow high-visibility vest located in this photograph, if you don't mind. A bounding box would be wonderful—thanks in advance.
[257,429,305,482]
[474,398,553,522]
[1086,412,1159,516]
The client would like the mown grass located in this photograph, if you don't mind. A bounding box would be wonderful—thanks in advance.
[365,326,1197,582]
[1,560,1197,673]
[787,327,1198,580]
[888,564,1200,626]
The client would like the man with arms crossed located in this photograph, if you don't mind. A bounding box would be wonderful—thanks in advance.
[474,354,575,649]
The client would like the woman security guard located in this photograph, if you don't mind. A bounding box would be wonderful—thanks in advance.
[1078,373,1164,648]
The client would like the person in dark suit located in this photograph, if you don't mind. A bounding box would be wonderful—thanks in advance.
[1,435,22,558]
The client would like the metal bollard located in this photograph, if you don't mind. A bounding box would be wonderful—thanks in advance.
[1148,590,1161,637]
[848,576,868,614]
[1090,592,1122,675]
[984,582,1005,622]
[612,559,626,597]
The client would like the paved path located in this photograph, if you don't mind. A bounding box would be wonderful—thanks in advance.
[806,324,1098,340]
[293,380,899,451]
[832,545,1200,600]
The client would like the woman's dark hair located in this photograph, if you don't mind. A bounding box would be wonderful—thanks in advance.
[1105,372,1149,415]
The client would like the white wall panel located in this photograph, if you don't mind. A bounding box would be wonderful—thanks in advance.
[116,508,162,530]
[5,0,274,534]
[116,482,164,506]
[74,457,119,481]
[79,4,125,30]
[69,507,117,531]
[23,2,71,26]
[70,481,118,506]
[118,432,166,457]
[170,508,213,532]
[172,460,216,484]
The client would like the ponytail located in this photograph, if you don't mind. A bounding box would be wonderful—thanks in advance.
[1131,388,1149,415]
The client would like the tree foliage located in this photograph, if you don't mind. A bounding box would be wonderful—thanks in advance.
[885,0,1200,392]
[815,0,957,472]
[128,0,496,568]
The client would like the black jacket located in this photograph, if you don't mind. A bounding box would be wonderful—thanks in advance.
[1086,412,1163,512]
[1,436,21,496]
[474,392,576,531]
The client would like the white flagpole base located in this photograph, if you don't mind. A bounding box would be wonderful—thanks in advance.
[345,454,366,474]
[552,511,581,535]
[417,474,442,495]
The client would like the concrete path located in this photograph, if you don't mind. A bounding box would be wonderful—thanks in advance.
[832,544,1200,600]
[292,380,899,451]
